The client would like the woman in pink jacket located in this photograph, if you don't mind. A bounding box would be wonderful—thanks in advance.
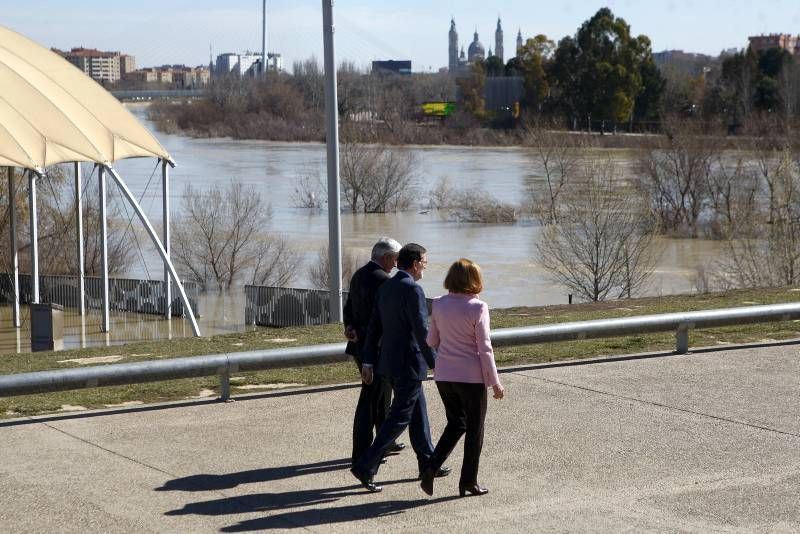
[420,258,504,497]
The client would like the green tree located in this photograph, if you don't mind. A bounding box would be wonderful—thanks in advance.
[485,55,505,77]
[549,8,660,124]
[517,35,555,112]
[456,61,488,120]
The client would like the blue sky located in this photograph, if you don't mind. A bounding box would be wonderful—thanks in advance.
[3,1,800,71]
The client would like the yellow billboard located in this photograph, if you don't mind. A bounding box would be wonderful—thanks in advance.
[421,101,455,117]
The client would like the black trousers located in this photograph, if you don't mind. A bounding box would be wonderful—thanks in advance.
[352,359,392,463]
[428,381,487,485]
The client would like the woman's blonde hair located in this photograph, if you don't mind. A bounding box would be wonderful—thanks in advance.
[444,258,483,294]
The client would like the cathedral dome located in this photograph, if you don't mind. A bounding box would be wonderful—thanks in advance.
[468,31,485,62]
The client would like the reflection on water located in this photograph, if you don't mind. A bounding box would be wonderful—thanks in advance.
[0,289,248,355]
[0,104,731,353]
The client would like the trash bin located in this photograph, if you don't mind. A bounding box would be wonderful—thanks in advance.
[30,303,64,352]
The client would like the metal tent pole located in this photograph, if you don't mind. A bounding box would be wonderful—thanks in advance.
[105,165,201,336]
[28,170,39,304]
[322,0,343,323]
[99,165,110,332]
[162,159,172,319]
[75,162,85,316]
[7,167,20,327]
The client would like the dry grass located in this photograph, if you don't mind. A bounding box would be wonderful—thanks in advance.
[2,286,800,418]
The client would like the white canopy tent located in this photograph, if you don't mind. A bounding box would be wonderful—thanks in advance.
[0,25,200,336]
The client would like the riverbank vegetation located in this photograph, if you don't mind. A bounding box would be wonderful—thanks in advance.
[3,285,800,419]
[148,8,800,149]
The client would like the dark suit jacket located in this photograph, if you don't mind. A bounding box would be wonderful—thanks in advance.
[343,261,390,360]
[362,270,436,381]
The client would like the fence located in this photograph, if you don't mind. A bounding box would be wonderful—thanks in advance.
[2,300,800,399]
[0,273,199,317]
[244,285,349,327]
[244,285,431,327]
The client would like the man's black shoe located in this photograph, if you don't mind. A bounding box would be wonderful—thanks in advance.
[350,467,382,493]
[418,465,452,479]
[386,442,406,456]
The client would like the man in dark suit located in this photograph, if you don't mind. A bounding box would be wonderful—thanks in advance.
[343,237,404,465]
[350,243,450,492]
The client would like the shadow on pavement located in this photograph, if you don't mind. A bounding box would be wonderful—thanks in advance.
[156,458,352,491]
[219,496,458,531]
[164,484,365,517]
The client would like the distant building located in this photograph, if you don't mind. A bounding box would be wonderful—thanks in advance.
[265,53,283,73]
[214,52,283,78]
[120,54,136,76]
[495,18,504,62]
[484,76,523,113]
[156,69,172,84]
[172,66,211,88]
[125,68,158,83]
[59,47,121,83]
[748,34,800,55]
[449,18,513,74]
[372,60,411,75]
[215,53,239,76]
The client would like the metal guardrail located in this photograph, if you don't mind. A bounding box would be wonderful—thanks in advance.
[2,301,800,400]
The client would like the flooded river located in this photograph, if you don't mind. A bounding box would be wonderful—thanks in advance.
[0,103,726,352]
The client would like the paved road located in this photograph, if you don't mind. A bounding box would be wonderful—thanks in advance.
[1,342,799,532]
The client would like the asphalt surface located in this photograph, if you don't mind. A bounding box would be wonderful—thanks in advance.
[1,341,799,532]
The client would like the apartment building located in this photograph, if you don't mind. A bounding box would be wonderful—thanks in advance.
[748,34,800,55]
[62,47,121,83]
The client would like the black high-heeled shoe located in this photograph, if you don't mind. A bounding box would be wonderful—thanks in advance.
[458,483,489,497]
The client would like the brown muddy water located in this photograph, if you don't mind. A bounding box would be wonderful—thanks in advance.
[0,104,727,353]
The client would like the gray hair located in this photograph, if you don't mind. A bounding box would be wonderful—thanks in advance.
[371,237,401,261]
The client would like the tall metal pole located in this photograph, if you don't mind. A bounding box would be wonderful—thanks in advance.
[262,0,267,79]
[162,159,172,319]
[322,0,342,322]
[99,165,110,332]
[7,167,20,327]
[28,170,39,304]
[74,162,85,316]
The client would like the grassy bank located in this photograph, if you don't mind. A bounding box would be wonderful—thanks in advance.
[2,287,800,419]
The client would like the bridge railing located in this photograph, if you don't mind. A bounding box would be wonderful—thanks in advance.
[1,301,799,400]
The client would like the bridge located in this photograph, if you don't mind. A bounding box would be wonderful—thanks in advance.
[111,89,206,101]
[0,340,797,531]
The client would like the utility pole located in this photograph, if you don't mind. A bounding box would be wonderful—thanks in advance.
[262,0,267,79]
[322,0,342,322]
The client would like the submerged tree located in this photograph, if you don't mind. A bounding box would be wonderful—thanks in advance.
[172,182,301,291]
[537,161,659,301]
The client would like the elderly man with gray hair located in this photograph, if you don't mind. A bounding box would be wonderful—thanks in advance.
[344,237,405,465]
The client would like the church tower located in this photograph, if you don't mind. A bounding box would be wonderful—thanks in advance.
[449,18,459,72]
[516,29,523,55]
[495,17,504,62]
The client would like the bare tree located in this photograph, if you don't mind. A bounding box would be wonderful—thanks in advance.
[718,149,800,287]
[537,161,659,301]
[1,165,131,277]
[706,153,759,238]
[172,181,300,291]
[340,142,417,213]
[292,172,326,209]
[428,176,455,209]
[636,118,716,237]
[523,119,591,223]
[307,245,362,290]
[444,189,517,223]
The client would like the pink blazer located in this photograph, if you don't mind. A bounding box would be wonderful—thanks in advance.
[426,293,501,387]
